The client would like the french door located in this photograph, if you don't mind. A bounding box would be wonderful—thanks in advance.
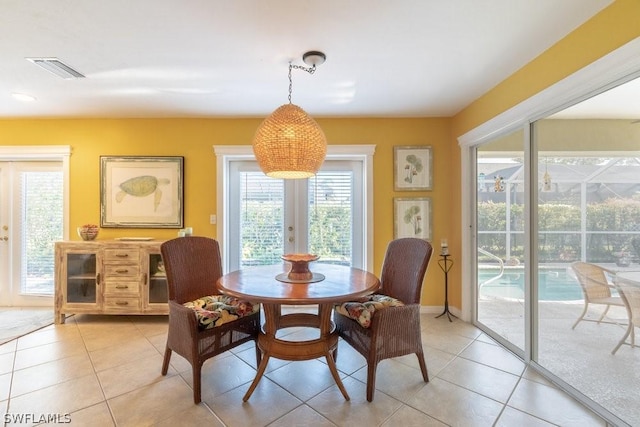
[226,159,364,272]
[0,161,63,306]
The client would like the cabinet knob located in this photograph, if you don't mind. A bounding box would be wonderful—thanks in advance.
[116,269,129,274]
[116,253,129,258]
[115,285,129,289]
[115,301,129,306]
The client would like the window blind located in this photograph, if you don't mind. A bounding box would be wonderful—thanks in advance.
[239,171,284,267]
[21,170,63,295]
[309,171,353,266]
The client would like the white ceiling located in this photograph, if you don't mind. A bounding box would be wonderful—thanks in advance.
[550,76,640,120]
[1,0,616,119]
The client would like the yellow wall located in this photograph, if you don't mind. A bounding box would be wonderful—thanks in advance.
[0,117,453,306]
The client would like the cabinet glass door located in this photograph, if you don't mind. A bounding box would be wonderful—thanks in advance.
[65,253,97,304]
[148,253,168,304]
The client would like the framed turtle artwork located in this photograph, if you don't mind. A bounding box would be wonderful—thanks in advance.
[100,156,184,228]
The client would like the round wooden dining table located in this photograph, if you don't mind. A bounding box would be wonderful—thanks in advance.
[216,263,380,401]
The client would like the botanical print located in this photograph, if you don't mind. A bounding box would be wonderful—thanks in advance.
[394,198,431,241]
[403,153,424,184]
[403,204,423,235]
[394,146,432,190]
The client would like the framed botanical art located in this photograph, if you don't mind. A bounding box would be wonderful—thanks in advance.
[394,197,432,241]
[100,156,184,228]
[394,145,432,191]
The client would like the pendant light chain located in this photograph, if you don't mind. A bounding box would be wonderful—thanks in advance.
[288,63,317,105]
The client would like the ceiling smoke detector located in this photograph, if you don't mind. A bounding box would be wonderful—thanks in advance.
[26,57,85,79]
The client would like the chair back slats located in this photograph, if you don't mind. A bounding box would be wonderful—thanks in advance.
[570,261,613,300]
[380,238,433,304]
[161,236,223,304]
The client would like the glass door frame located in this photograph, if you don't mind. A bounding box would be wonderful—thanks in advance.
[458,38,640,425]
[0,146,71,306]
[470,128,533,361]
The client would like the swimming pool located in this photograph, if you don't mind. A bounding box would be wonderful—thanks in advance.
[479,267,583,301]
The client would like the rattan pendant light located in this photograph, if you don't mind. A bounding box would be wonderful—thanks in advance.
[253,51,327,179]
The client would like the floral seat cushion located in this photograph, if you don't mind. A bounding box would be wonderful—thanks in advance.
[335,294,404,328]
[183,295,259,330]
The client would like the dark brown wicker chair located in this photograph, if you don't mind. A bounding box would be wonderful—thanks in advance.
[160,236,261,403]
[334,237,433,401]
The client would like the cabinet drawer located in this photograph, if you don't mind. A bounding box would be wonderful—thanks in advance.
[104,281,140,296]
[103,297,141,311]
[104,249,140,263]
[104,264,140,278]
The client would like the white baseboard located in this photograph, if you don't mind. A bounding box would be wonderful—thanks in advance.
[420,305,463,319]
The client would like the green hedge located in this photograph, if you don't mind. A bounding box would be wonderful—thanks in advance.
[478,199,640,263]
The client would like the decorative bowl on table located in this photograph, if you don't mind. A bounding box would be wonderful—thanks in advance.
[277,253,325,283]
[77,224,99,241]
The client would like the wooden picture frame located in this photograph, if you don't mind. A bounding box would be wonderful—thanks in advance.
[394,197,432,241]
[100,156,184,228]
[394,145,433,191]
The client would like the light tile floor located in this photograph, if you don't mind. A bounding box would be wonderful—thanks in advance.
[0,311,608,426]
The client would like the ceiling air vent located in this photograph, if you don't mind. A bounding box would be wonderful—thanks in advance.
[26,57,85,79]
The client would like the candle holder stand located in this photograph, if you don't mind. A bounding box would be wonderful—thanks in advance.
[436,253,457,322]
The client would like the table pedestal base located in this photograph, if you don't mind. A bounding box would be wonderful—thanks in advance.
[242,303,350,401]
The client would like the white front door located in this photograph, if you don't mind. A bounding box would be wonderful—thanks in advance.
[0,161,63,306]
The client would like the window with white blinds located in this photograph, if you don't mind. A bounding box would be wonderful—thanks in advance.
[309,171,353,266]
[20,168,63,295]
[239,171,284,267]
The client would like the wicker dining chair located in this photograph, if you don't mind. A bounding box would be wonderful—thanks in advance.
[160,236,261,403]
[333,237,433,401]
[569,261,625,330]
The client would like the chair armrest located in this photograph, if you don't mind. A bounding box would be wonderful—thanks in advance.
[166,300,200,355]
[369,303,421,335]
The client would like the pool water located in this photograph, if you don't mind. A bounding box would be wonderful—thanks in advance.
[479,268,583,301]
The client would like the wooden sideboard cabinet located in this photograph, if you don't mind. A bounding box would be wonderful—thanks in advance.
[54,240,169,324]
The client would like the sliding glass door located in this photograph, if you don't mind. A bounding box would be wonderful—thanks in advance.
[476,129,526,354]
[533,113,640,425]
[472,76,640,425]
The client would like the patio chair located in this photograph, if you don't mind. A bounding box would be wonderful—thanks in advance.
[569,261,625,330]
[333,237,433,401]
[611,277,640,354]
[160,236,261,403]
